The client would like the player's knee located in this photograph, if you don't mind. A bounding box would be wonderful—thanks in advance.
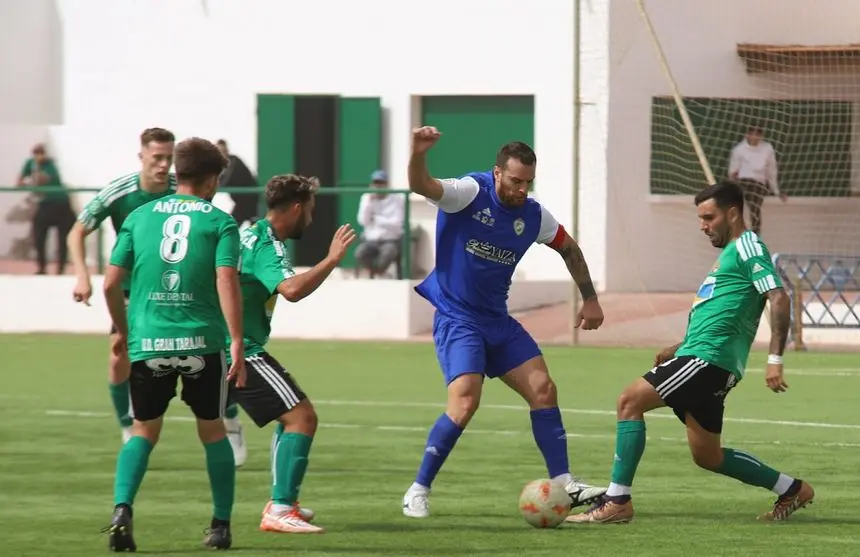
[447,394,480,426]
[690,446,723,471]
[278,400,318,436]
[196,418,227,444]
[108,352,130,383]
[616,387,646,420]
[132,420,161,445]
[528,375,558,408]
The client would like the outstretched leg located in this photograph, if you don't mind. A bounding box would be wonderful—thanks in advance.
[500,355,607,509]
[685,413,814,521]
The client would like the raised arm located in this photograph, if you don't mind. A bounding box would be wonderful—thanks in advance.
[277,225,356,302]
[408,126,445,201]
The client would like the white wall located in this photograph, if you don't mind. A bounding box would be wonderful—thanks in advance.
[45,0,586,284]
[602,0,860,292]
[0,0,63,258]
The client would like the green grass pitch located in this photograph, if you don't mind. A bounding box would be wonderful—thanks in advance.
[1,334,859,556]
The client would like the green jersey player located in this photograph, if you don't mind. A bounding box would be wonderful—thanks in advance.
[102,138,246,552]
[67,128,177,444]
[66,128,248,464]
[568,182,814,526]
[228,174,355,535]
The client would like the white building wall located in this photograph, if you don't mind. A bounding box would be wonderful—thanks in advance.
[604,0,860,292]
[46,0,592,284]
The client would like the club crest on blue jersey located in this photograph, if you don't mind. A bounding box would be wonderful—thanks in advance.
[513,218,525,236]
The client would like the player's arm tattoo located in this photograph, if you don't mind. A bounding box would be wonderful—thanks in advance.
[556,236,598,301]
[766,287,791,355]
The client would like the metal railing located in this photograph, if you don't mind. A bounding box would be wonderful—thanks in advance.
[0,185,416,279]
[772,253,860,345]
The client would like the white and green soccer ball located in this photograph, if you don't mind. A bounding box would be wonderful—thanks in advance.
[518,479,570,529]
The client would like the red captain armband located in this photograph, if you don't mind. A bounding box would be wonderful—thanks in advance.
[547,224,567,251]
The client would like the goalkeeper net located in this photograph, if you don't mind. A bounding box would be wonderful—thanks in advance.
[564,0,860,349]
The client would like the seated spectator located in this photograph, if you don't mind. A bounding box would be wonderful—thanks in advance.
[17,144,75,274]
[355,170,404,278]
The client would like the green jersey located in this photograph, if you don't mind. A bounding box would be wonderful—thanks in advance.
[675,230,782,379]
[78,172,177,291]
[78,172,178,233]
[109,194,240,363]
[234,219,295,359]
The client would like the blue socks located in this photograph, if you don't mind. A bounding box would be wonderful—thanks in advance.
[530,407,569,478]
[415,413,464,488]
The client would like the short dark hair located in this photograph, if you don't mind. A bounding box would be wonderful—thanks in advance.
[140,127,175,146]
[216,139,228,148]
[694,181,745,213]
[173,138,228,186]
[265,174,319,209]
[495,141,537,169]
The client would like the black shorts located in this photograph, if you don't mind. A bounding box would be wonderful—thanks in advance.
[129,351,228,421]
[230,352,307,428]
[643,356,738,434]
[109,291,131,335]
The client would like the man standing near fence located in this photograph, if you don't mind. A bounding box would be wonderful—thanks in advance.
[728,126,787,236]
[66,128,247,464]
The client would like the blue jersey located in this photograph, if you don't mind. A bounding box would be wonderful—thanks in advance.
[414,171,560,323]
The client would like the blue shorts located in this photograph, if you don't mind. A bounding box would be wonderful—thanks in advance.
[432,312,542,385]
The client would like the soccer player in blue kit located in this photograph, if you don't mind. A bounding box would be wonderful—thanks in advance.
[402,126,608,518]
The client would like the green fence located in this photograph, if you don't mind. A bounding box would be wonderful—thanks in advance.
[0,185,415,279]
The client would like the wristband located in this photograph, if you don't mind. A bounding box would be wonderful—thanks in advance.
[767,354,783,365]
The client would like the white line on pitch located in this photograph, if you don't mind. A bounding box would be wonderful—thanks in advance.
[44,409,860,449]
[42,399,860,430]
[312,399,860,430]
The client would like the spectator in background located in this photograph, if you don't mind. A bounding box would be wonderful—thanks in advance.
[17,144,75,274]
[728,126,787,236]
[355,170,404,278]
[217,139,259,226]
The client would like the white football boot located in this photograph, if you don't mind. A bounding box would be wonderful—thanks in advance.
[564,477,608,510]
[402,483,431,518]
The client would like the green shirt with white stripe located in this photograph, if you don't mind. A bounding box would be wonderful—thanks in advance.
[230,219,296,362]
[675,230,782,379]
[77,172,177,291]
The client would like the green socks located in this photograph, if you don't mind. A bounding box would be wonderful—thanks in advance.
[607,420,647,496]
[204,438,236,521]
[715,448,781,490]
[272,431,314,505]
[224,402,239,420]
[114,436,154,506]
[109,381,133,428]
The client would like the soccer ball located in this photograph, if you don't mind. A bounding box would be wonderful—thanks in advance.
[518,479,571,528]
